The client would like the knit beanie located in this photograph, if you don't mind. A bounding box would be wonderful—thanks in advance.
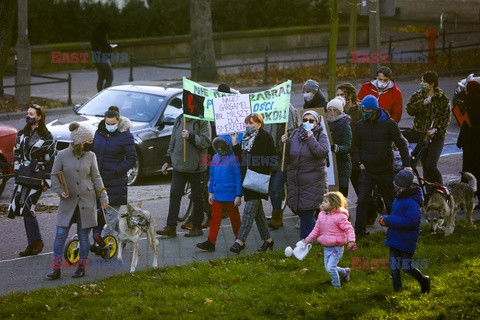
[217,83,231,93]
[69,122,94,145]
[303,79,319,93]
[303,110,320,123]
[394,170,414,188]
[326,96,346,113]
[361,94,379,110]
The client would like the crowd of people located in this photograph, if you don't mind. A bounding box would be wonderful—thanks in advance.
[7,68,480,293]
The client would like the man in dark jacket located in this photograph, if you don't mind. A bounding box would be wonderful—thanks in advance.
[302,79,328,110]
[354,95,411,236]
[91,22,114,92]
[157,115,212,237]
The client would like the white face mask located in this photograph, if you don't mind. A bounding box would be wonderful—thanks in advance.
[304,92,314,102]
[105,124,118,132]
[377,81,388,89]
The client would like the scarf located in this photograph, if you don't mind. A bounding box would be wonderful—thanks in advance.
[328,114,351,133]
[241,128,259,153]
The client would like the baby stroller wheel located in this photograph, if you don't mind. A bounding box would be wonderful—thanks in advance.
[64,239,80,265]
[100,235,118,259]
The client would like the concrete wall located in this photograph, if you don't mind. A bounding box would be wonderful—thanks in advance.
[6,24,368,73]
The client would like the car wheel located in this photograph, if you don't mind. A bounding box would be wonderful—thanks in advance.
[0,161,8,197]
[127,159,140,186]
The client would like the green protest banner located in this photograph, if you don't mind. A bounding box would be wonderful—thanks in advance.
[249,80,291,124]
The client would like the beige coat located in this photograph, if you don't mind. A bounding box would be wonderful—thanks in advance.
[50,146,108,228]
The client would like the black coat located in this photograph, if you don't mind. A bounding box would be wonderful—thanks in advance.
[233,129,276,201]
[354,109,410,175]
[93,117,137,205]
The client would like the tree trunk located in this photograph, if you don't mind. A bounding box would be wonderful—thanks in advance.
[190,0,217,82]
[0,0,17,95]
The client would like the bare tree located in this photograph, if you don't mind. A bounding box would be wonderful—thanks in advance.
[189,0,217,81]
[0,1,17,95]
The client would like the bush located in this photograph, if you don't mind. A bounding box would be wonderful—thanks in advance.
[19,0,328,45]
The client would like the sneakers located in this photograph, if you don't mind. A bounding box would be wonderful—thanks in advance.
[196,239,215,252]
[185,227,203,237]
[156,226,177,237]
[421,275,431,294]
[344,268,351,282]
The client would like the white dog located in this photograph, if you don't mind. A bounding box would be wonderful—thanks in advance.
[116,203,158,272]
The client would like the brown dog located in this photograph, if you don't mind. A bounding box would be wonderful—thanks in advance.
[425,172,477,236]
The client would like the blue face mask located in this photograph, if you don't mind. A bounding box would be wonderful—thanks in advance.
[420,83,430,92]
[303,122,314,131]
[105,124,118,132]
[362,111,374,121]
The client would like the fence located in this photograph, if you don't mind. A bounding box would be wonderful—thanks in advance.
[0,73,72,105]
[128,28,480,85]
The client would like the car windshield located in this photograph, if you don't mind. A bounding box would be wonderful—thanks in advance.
[78,89,165,122]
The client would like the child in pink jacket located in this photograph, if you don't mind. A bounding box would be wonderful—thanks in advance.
[304,191,356,288]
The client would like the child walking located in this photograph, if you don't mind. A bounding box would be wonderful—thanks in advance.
[196,136,242,252]
[379,170,430,293]
[304,191,356,288]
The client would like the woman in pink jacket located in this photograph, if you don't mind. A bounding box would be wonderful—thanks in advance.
[304,191,356,288]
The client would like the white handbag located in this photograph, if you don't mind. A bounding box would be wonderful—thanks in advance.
[242,168,270,194]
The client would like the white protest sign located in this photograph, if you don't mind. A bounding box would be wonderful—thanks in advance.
[213,94,251,135]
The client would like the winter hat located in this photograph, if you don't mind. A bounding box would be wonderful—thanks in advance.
[394,170,414,188]
[361,94,379,110]
[303,79,319,93]
[303,110,320,123]
[326,96,346,114]
[69,122,94,145]
[217,83,231,93]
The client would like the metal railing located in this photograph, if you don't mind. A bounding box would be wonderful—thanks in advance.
[1,73,72,105]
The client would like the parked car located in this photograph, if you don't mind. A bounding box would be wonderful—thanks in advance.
[46,81,229,186]
[0,124,17,196]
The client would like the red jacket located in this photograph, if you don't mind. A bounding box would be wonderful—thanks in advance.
[358,80,403,123]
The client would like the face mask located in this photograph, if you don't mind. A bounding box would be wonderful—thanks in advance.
[218,150,228,156]
[105,124,118,132]
[326,115,336,123]
[420,83,430,92]
[304,93,314,102]
[362,111,374,121]
[377,81,388,89]
[83,142,93,152]
[303,122,314,131]
[26,116,37,125]
[245,126,256,134]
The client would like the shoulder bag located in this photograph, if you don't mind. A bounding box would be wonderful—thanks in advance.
[242,166,270,194]
[15,164,46,189]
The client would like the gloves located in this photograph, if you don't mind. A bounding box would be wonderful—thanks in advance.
[379,216,386,227]
[331,144,339,153]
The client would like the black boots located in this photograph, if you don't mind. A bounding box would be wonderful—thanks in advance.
[72,267,86,278]
[268,210,284,229]
[47,269,61,280]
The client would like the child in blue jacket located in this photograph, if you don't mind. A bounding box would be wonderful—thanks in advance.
[196,136,242,252]
[379,170,430,293]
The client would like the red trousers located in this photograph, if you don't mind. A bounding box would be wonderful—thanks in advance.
[208,200,241,244]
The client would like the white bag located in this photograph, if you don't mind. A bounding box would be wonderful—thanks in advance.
[242,168,270,194]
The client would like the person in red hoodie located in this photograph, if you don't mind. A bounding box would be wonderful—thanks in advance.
[358,66,403,123]
[303,191,356,288]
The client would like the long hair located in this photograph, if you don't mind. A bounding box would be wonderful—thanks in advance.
[23,104,49,137]
[324,191,348,211]
[337,82,360,106]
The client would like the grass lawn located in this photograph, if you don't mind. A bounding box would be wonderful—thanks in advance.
[1,221,479,319]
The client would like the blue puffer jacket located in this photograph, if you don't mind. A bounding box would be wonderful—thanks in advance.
[384,186,424,254]
[93,117,137,205]
[208,137,242,202]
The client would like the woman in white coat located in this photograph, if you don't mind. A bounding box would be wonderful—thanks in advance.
[47,122,108,279]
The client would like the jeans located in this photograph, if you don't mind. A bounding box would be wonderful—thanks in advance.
[167,170,205,228]
[389,247,426,291]
[95,62,113,92]
[355,170,394,233]
[53,209,91,267]
[299,209,316,239]
[269,170,286,211]
[420,137,445,184]
[92,205,121,239]
[324,246,347,287]
[24,216,42,245]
